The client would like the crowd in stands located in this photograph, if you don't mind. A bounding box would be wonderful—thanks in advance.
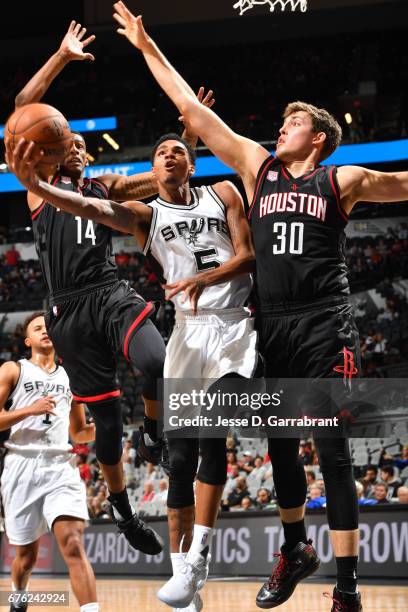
[72,434,408,519]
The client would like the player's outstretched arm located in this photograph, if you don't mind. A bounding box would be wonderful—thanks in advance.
[163,181,255,314]
[69,401,96,443]
[113,2,269,197]
[338,166,408,215]
[15,21,95,108]
[6,139,153,247]
[0,362,56,430]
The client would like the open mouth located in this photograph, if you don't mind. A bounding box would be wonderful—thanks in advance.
[165,162,176,170]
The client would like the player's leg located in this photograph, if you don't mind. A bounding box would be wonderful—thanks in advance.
[157,436,199,608]
[291,302,362,610]
[53,518,98,611]
[125,319,167,465]
[10,541,39,609]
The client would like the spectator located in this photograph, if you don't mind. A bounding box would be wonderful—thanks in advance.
[255,487,272,510]
[239,451,255,474]
[153,479,168,505]
[306,485,326,509]
[397,486,408,504]
[241,496,254,511]
[4,245,20,267]
[250,456,267,481]
[298,441,313,465]
[373,483,390,504]
[379,466,402,497]
[226,449,238,474]
[362,465,378,497]
[122,439,137,488]
[140,481,155,504]
[355,480,377,506]
[227,476,250,508]
[305,469,316,488]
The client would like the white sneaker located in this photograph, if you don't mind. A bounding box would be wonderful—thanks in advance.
[157,551,207,608]
[173,592,203,612]
[196,552,211,591]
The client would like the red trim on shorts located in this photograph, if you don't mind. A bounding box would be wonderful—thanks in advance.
[248,157,276,220]
[329,166,348,222]
[73,389,121,402]
[31,174,60,220]
[123,302,154,361]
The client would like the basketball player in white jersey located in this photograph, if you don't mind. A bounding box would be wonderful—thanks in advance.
[0,313,98,612]
[7,129,258,611]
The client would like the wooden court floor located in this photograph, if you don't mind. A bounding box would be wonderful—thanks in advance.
[0,577,407,611]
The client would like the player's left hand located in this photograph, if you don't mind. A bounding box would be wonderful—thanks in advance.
[163,277,206,315]
[5,138,42,193]
[58,21,96,62]
[113,2,150,51]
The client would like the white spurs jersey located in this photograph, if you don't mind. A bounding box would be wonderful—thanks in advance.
[144,185,253,311]
[5,359,73,454]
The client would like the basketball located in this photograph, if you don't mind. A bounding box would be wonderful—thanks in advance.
[5,103,72,166]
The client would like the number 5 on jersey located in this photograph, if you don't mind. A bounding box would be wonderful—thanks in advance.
[75,216,96,245]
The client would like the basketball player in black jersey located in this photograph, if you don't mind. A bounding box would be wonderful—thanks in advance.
[13,21,167,555]
[106,4,408,610]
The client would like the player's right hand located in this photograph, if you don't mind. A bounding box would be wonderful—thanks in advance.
[58,21,96,62]
[30,396,57,417]
[5,139,42,194]
[113,2,150,50]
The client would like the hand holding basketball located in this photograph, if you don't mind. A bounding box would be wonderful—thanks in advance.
[58,20,96,62]
[5,138,42,193]
[113,2,150,50]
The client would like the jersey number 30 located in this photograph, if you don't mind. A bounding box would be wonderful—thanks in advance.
[75,217,96,245]
[273,222,304,255]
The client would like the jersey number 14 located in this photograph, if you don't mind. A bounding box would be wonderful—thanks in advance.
[75,217,96,245]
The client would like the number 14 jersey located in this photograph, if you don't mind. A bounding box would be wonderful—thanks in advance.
[31,173,117,299]
[248,156,350,307]
[144,185,253,312]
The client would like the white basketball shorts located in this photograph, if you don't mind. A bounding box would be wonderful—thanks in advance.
[164,307,258,382]
[1,451,89,545]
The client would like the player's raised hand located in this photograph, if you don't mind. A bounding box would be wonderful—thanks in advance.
[5,138,42,193]
[113,2,150,50]
[30,396,57,417]
[58,21,96,62]
[180,87,215,146]
[163,277,206,316]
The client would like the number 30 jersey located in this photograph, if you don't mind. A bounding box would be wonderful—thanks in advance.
[144,184,253,312]
[5,359,73,454]
[31,173,117,300]
[248,156,350,307]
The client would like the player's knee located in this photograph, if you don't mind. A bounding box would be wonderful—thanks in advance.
[167,478,195,509]
[60,532,84,562]
[317,439,353,479]
[15,549,37,572]
[87,399,123,465]
[197,439,227,485]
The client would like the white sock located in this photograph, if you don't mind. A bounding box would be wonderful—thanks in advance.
[80,603,99,612]
[188,524,213,556]
[170,552,187,574]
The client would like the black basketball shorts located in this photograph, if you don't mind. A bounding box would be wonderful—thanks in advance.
[45,279,155,402]
[256,296,361,379]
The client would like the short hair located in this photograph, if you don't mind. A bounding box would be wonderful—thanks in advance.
[150,133,196,166]
[365,465,378,474]
[381,465,394,478]
[71,130,85,141]
[23,311,46,336]
[283,101,342,161]
[306,469,316,479]
[375,483,388,491]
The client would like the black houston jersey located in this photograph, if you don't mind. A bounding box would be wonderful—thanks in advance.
[248,156,350,306]
[31,173,117,298]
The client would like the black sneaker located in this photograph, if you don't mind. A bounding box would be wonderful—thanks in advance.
[10,602,28,612]
[137,426,169,471]
[107,503,164,555]
[256,540,320,609]
[324,588,363,611]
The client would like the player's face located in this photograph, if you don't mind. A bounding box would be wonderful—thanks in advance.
[25,316,53,351]
[62,134,88,177]
[277,112,318,160]
[152,140,195,187]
